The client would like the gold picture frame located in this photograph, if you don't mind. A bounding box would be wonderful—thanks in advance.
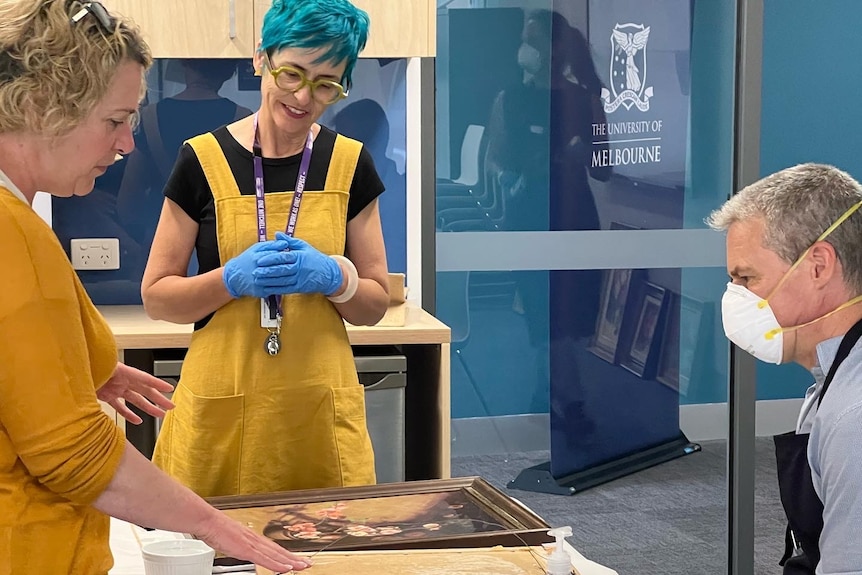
[206,477,552,563]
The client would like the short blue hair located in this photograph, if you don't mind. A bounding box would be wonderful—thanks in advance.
[260,0,369,91]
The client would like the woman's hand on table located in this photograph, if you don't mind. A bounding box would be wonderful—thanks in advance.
[196,514,312,573]
[97,362,176,425]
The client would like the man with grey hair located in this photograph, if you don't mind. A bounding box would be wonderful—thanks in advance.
[708,163,862,575]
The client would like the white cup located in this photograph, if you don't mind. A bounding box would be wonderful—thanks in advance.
[141,539,215,575]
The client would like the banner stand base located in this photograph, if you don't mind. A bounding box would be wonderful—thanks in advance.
[507,434,700,496]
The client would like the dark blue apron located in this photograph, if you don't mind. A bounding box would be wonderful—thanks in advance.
[773,318,862,574]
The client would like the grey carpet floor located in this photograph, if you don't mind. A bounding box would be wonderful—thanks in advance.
[451,437,787,575]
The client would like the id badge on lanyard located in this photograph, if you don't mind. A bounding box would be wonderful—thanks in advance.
[252,112,313,355]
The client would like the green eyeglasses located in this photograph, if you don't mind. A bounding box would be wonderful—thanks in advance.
[263,52,347,105]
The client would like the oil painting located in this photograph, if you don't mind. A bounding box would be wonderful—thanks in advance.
[207,477,552,558]
[224,489,503,550]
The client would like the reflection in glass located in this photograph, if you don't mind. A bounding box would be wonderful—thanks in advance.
[329,96,407,274]
[437,270,548,419]
[122,60,252,251]
[437,8,609,236]
[438,0,736,572]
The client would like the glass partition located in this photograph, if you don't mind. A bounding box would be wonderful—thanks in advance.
[438,0,737,572]
[52,58,408,304]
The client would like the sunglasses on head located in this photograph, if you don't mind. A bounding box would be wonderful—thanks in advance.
[0,1,116,84]
[70,1,116,34]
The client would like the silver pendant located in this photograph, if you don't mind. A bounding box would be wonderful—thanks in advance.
[265,332,281,356]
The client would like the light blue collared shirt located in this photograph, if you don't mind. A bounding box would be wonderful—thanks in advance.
[801,335,862,575]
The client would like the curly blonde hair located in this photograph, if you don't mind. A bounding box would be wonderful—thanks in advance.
[0,0,152,136]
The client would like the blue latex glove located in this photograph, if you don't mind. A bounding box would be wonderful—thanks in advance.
[252,232,344,296]
[222,237,291,298]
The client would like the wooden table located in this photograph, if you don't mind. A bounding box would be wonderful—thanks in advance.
[108,517,620,575]
[99,303,452,480]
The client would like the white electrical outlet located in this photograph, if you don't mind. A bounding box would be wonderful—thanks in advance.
[70,238,120,270]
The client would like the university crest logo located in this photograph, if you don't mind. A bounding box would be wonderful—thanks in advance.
[601,23,653,113]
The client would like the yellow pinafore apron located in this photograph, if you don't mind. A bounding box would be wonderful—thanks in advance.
[152,132,376,497]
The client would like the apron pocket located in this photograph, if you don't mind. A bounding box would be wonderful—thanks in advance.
[169,387,244,498]
[331,385,376,486]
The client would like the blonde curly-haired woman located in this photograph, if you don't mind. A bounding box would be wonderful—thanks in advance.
[0,1,309,572]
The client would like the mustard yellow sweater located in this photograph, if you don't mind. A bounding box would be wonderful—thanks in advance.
[0,187,126,574]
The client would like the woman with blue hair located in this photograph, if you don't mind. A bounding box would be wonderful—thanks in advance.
[142,0,389,497]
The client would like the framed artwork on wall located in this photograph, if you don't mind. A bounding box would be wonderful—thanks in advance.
[205,477,552,564]
[655,292,682,392]
[677,295,707,396]
[589,222,644,364]
[620,282,669,379]
[589,268,635,363]
[655,293,708,396]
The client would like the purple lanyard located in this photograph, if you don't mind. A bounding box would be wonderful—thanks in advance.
[253,112,314,317]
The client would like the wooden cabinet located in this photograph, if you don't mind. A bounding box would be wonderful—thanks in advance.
[354,0,436,57]
[108,0,434,59]
[103,0,256,58]
[254,0,436,58]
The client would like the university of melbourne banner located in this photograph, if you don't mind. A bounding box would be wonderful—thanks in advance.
[548,0,693,480]
[589,1,689,179]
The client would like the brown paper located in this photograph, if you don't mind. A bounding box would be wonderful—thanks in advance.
[256,546,564,575]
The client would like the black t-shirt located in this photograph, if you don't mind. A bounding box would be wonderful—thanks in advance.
[164,124,384,280]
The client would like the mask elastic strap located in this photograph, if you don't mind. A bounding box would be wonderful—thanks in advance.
[765,294,862,340]
[759,200,862,310]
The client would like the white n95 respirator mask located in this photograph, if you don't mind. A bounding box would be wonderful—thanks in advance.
[721,200,862,365]
[517,43,543,75]
[721,282,784,364]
